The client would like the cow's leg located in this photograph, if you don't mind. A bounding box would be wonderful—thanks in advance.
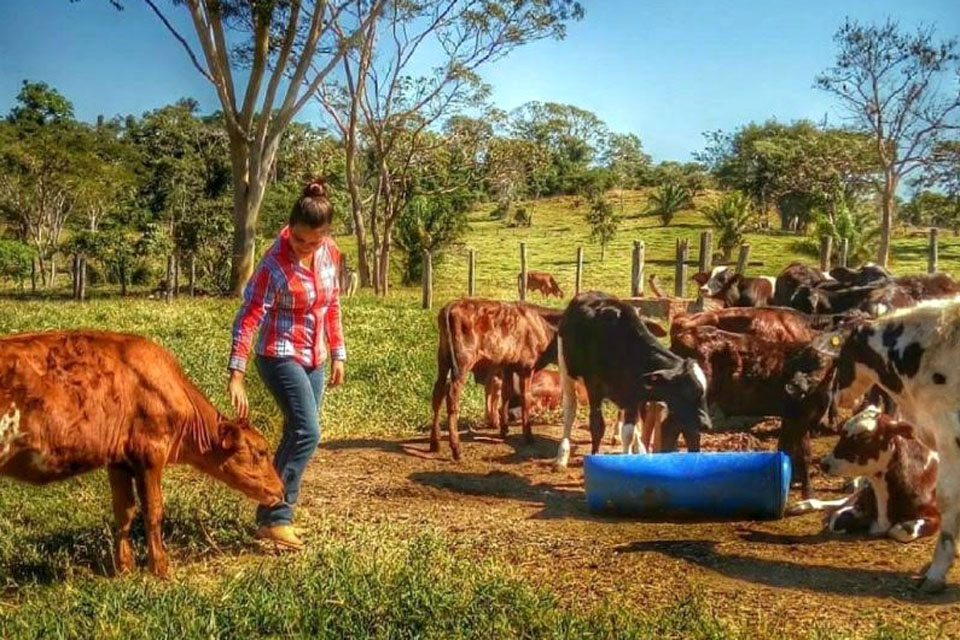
[107,464,137,575]
[430,369,449,453]
[134,464,168,578]
[889,519,936,543]
[446,370,469,461]
[921,443,960,593]
[519,369,534,444]
[554,336,578,469]
[621,406,642,455]
[611,410,623,446]
[587,392,606,455]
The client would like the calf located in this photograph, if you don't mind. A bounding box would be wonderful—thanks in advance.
[431,299,562,459]
[520,270,564,299]
[692,266,775,307]
[815,296,960,592]
[789,406,939,543]
[671,306,829,344]
[0,331,284,577]
[773,262,832,307]
[554,292,711,468]
[671,326,835,497]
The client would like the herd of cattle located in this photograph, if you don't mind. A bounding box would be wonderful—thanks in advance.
[432,261,960,593]
[2,259,960,593]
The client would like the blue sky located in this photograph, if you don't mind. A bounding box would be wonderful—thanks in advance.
[1,0,958,162]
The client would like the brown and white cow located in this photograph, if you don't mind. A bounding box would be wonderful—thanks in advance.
[431,299,562,459]
[0,331,284,577]
[519,270,564,299]
[691,266,775,307]
[815,297,960,593]
[788,406,939,543]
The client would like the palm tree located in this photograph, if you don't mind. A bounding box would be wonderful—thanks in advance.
[648,182,692,226]
[704,191,753,261]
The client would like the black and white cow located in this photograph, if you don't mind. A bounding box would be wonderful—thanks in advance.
[692,266,776,308]
[553,291,712,468]
[789,405,939,542]
[815,296,960,593]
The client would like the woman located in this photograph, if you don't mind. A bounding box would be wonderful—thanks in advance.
[227,178,346,550]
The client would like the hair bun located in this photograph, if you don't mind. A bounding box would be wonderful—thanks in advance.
[304,178,327,198]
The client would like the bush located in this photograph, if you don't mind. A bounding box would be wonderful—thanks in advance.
[513,206,531,227]
[0,239,35,289]
[585,196,620,261]
[394,195,468,284]
[648,182,692,226]
[704,191,753,261]
[812,199,880,266]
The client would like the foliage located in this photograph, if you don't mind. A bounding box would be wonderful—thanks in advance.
[648,182,693,226]
[703,191,753,261]
[585,196,620,260]
[646,161,713,197]
[393,195,469,284]
[811,197,880,266]
[902,191,960,231]
[0,238,35,288]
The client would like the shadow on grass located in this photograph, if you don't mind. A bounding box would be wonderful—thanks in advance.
[616,538,960,602]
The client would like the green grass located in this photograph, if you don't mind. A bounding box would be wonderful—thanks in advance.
[1,192,957,638]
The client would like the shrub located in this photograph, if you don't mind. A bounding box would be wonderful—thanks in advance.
[0,239,35,289]
[585,196,620,261]
[648,182,692,226]
[704,191,753,261]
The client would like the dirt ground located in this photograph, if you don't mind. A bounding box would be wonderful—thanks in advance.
[300,420,960,637]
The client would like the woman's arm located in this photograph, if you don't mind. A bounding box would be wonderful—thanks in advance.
[229,262,276,374]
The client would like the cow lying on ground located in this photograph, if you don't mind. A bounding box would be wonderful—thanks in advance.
[0,331,284,577]
[788,406,939,543]
[554,291,712,468]
[671,325,836,497]
[519,270,564,299]
[815,297,960,593]
[691,266,775,307]
[431,299,562,459]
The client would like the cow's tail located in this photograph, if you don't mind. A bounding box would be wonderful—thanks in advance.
[445,304,460,381]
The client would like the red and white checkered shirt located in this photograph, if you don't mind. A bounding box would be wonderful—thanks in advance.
[229,226,346,373]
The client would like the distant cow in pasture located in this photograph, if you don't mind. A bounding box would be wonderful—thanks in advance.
[691,266,775,307]
[670,325,836,497]
[519,271,564,299]
[814,297,960,592]
[789,406,939,543]
[554,292,712,468]
[0,331,284,577]
[431,299,562,459]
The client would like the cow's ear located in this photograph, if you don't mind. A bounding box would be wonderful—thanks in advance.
[812,330,846,357]
[220,421,240,451]
[691,273,709,286]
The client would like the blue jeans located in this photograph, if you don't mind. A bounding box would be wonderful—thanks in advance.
[255,356,325,526]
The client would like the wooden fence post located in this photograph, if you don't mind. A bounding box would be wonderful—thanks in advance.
[735,243,751,275]
[631,240,645,297]
[519,242,527,302]
[575,246,584,295]
[698,231,713,274]
[422,250,433,310]
[674,238,688,298]
[468,248,476,297]
[72,254,80,301]
[189,254,197,297]
[840,238,849,268]
[929,228,939,274]
[819,235,833,272]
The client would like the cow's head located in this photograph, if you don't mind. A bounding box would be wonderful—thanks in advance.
[790,285,824,314]
[198,418,285,507]
[820,406,914,477]
[641,359,712,450]
[694,266,737,298]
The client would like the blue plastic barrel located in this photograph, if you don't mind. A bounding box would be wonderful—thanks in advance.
[584,452,792,520]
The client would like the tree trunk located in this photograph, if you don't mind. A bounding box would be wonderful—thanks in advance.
[72,254,80,300]
[50,255,56,289]
[877,173,897,268]
[31,258,37,293]
[344,125,371,288]
[189,254,196,297]
[227,137,270,297]
[173,253,180,298]
[166,255,174,304]
[79,255,86,302]
[120,259,127,297]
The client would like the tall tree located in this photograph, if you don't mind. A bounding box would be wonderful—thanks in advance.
[603,132,650,212]
[816,18,960,266]
[105,0,385,294]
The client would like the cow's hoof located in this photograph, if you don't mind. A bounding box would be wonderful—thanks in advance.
[148,559,170,580]
[919,577,946,594]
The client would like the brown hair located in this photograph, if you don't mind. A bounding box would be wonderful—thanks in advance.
[290,178,334,229]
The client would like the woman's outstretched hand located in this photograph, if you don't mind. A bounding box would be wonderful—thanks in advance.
[228,370,249,419]
[328,360,345,388]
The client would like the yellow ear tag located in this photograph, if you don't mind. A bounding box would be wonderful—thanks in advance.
[830,335,841,347]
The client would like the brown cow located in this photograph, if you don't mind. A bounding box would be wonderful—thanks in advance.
[671,306,829,343]
[519,270,564,298]
[0,331,284,577]
[431,299,562,459]
[691,266,776,307]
